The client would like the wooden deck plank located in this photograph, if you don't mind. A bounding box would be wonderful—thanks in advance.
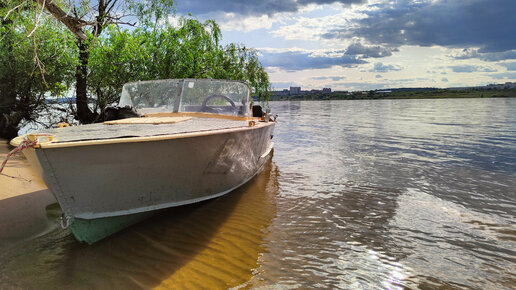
[104,116,192,125]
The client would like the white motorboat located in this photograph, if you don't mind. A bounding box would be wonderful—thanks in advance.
[10,79,275,244]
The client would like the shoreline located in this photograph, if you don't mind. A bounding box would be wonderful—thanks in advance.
[269,95,516,101]
[0,139,56,249]
[269,89,516,101]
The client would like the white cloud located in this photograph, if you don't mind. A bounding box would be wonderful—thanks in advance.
[172,1,516,90]
[270,6,367,42]
[217,13,276,32]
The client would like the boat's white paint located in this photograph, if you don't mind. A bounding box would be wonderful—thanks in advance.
[75,150,271,219]
[24,122,275,221]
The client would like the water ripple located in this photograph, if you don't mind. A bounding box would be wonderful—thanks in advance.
[1,98,515,288]
[251,98,516,289]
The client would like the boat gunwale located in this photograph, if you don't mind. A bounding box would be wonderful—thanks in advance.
[11,120,274,149]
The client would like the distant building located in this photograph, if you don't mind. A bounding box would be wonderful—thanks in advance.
[271,87,335,97]
[290,87,301,95]
[486,82,516,89]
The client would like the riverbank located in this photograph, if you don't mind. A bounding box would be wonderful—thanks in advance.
[0,140,56,249]
[270,88,516,101]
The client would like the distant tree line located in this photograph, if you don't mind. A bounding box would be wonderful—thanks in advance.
[0,0,270,139]
[269,88,516,101]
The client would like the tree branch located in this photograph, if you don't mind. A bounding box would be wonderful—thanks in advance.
[27,0,45,37]
[105,0,118,15]
[107,15,136,27]
[33,0,90,40]
[32,36,48,86]
[4,1,27,19]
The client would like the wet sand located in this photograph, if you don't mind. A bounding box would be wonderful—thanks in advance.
[0,139,56,249]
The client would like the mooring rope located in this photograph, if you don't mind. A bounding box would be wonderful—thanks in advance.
[0,138,39,175]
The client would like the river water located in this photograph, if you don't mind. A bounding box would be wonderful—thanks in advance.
[1,98,515,289]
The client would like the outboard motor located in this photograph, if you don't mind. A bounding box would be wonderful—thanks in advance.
[252,105,264,118]
[103,105,140,121]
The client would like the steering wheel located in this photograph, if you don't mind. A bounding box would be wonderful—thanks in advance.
[201,94,236,113]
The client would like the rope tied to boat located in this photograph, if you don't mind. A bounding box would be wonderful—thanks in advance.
[0,137,39,175]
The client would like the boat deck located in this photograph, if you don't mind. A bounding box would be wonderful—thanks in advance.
[35,117,252,143]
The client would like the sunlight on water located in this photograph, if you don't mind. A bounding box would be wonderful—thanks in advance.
[1,98,515,288]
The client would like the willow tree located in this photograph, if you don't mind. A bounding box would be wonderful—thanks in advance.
[87,17,271,112]
[4,0,175,124]
[2,0,270,135]
[216,43,271,101]
[0,3,76,138]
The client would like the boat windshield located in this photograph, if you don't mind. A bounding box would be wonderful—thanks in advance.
[119,79,251,116]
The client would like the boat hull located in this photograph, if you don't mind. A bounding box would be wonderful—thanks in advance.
[23,123,275,243]
[70,212,158,244]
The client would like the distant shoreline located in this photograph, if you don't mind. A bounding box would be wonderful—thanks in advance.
[268,88,516,101]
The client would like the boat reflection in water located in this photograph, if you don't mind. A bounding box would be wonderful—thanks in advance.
[0,159,280,289]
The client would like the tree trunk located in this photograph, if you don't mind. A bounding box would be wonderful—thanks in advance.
[31,0,110,124]
[75,40,97,123]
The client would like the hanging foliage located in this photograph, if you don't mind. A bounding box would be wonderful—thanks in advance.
[0,1,270,138]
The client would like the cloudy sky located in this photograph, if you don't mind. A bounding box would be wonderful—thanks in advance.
[174,0,516,91]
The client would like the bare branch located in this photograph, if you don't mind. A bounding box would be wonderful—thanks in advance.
[4,1,28,19]
[106,14,136,26]
[105,0,118,15]
[115,20,136,26]
[27,0,46,38]
[33,0,89,40]
[32,36,48,86]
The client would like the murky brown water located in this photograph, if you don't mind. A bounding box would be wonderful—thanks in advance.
[1,98,515,289]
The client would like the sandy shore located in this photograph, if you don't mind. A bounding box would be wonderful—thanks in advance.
[0,139,57,248]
